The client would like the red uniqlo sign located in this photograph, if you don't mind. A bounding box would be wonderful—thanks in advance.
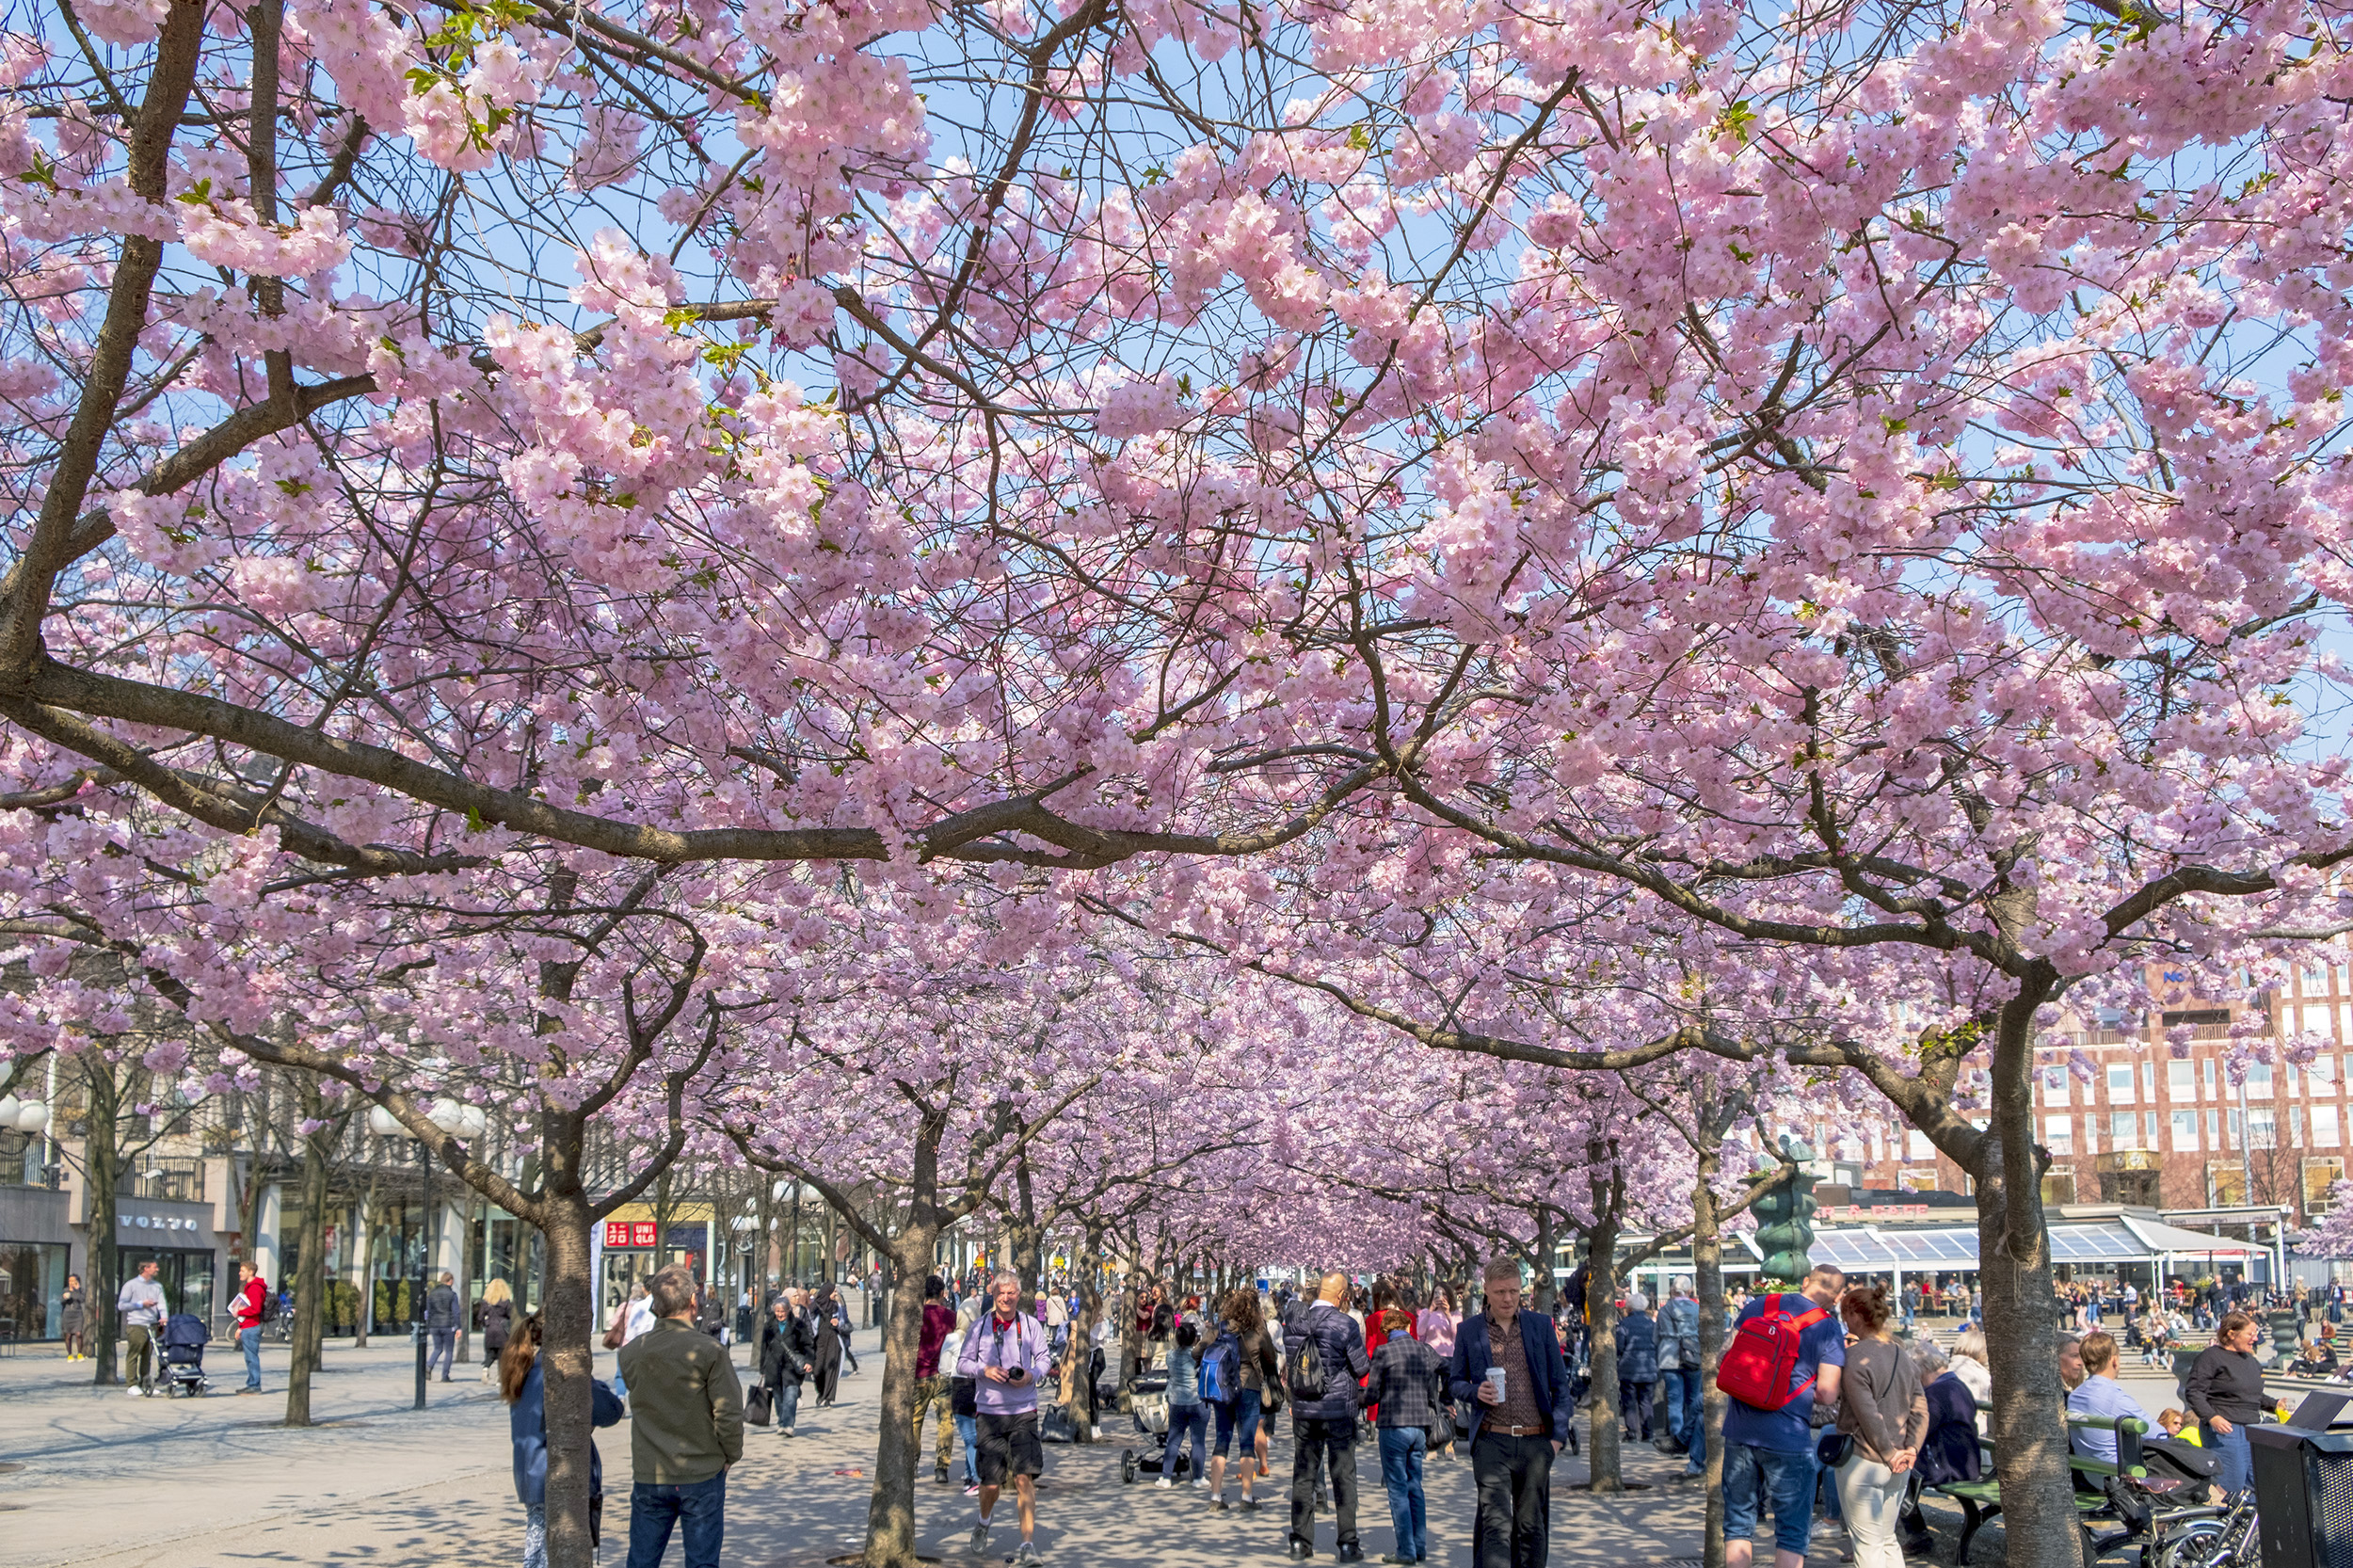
[602,1221,658,1249]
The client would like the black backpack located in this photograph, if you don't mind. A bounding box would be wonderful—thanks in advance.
[1285,1327,1327,1402]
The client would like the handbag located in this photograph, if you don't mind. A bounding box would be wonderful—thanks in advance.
[744,1382,774,1427]
[601,1304,628,1352]
[1817,1430,1852,1468]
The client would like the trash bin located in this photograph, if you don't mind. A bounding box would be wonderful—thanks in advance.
[2246,1420,2353,1568]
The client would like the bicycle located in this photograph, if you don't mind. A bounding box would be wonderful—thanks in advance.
[2147,1490,2258,1568]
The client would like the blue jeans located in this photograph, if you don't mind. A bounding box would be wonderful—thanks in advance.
[1212,1389,1263,1457]
[1163,1400,1207,1479]
[956,1413,980,1482]
[624,1471,726,1568]
[1377,1425,1428,1560]
[239,1326,262,1389]
[428,1328,456,1380]
[1665,1368,1704,1467]
[2205,1422,2252,1497]
[775,1378,801,1432]
[1722,1443,1817,1557]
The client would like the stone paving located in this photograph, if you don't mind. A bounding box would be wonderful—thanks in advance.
[0,1325,2201,1567]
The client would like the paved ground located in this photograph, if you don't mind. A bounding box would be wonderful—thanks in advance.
[0,1326,2213,1568]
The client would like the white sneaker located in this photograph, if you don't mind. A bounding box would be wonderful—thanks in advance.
[1155,1477,1176,1489]
[127,1387,145,1399]
[1193,1478,1209,1487]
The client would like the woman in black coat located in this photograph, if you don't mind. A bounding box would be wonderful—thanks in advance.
[812,1284,845,1405]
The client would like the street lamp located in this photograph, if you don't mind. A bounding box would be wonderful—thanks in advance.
[369,1100,486,1410]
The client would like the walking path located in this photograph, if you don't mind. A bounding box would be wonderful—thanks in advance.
[0,1330,2189,1565]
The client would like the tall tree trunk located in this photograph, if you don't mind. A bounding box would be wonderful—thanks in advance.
[860,1220,941,1568]
[1582,1146,1625,1493]
[352,1176,377,1348]
[1976,982,2078,1568]
[540,1177,599,1568]
[284,1086,333,1426]
[86,1062,123,1386]
[1693,1145,1729,1568]
[1060,1226,1104,1439]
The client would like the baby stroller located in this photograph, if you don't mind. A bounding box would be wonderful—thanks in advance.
[1119,1369,1188,1483]
[159,1313,211,1397]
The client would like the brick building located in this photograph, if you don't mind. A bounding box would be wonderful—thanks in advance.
[1814,961,2351,1229]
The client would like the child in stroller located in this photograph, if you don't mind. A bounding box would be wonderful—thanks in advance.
[159,1313,212,1397]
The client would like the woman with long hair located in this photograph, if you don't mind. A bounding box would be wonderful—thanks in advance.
[1205,1286,1281,1509]
[1831,1284,1927,1568]
[478,1279,515,1384]
[503,1314,623,1568]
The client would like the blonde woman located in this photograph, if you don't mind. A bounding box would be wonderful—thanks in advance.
[479,1279,516,1384]
[1949,1325,1993,1432]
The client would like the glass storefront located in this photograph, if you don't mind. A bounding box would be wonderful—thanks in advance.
[0,1240,67,1340]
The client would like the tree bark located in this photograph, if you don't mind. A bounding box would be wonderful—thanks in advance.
[1692,1145,1729,1568]
[540,1179,598,1568]
[1532,1207,1558,1313]
[284,1085,332,1426]
[1059,1226,1104,1438]
[86,1063,122,1386]
[1581,1148,1625,1492]
[1975,983,2079,1568]
[860,1222,941,1568]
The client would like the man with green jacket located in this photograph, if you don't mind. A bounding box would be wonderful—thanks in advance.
[619,1266,744,1568]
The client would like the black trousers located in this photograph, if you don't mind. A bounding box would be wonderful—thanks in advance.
[1471,1430,1553,1568]
[1290,1416,1360,1547]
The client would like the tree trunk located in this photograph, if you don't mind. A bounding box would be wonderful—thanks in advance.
[1060,1226,1104,1439]
[86,1063,124,1386]
[1532,1208,1558,1313]
[352,1176,377,1348]
[1693,1147,1729,1568]
[285,1095,332,1426]
[859,1223,941,1568]
[1582,1176,1625,1492]
[540,1181,599,1568]
[1977,983,2079,1568]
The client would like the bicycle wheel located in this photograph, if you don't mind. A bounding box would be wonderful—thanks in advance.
[2151,1521,2228,1568]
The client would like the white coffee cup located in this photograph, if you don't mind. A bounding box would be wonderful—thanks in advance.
[1485,1367,1506,1401]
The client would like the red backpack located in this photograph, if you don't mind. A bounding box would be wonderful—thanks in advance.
[1715,1296,1831,1412]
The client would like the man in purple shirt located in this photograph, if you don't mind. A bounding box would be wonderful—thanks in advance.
[956,1271,1054,1565]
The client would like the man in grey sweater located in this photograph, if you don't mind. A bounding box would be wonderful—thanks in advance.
[619,1266,744,1568]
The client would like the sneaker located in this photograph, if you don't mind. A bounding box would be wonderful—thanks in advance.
[1155,1477,1176,1489]
[1241,1497,1262,1512]
[1008,1545,1042,1567]
[126,1387,143,1399]
[964,1481,981,1496]
[1212,1498,1229,1512]
[1193,1477,1209,1488]
[970,1522,989,1555]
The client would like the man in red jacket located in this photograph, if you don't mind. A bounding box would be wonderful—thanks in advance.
[232,1259,269,1393]
[914,1275,959,1483]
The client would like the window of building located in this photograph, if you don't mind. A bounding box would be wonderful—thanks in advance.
[2042,1171,2077,1205]
[2290,1060,2305,1096]
[2146,1112,2161,1145]
[2169,1060,2194,1099]
[2042,1066,2069,1105]
[2171,1109,2200,1152]
[2107,1064,2136,1105]
[2143,1062,2156,1095]
[2249,1063,2274,1094]
[2249,1108,2277,1148]
[2111,1111,2137,1143]
[1907,1130,1932,1161]
[2204,1059,2217,1096]
[2305,1158,2345,1211]
[2318,1105,2343,1147]
[2228,1107,2244,1148]
[2210,1166,2249,1205]
[2206,1108,2220,1143]
[2293,1106,2306,1143]
[2045,1116,2073,1156]
[2315,1055,2340,1089]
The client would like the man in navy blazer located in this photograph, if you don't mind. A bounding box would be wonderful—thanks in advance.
[1449,1257,1575,1568]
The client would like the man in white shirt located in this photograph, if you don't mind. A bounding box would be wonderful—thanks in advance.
[117,1261,168,1397]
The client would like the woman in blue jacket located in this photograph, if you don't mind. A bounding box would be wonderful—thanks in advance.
[503,1314,625,1568]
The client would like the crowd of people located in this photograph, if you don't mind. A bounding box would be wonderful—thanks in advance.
[470,1256,2353,1568]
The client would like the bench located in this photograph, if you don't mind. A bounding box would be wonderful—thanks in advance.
[1926,1409,2149,1563]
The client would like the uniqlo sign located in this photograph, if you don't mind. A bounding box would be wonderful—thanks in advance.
[602,1221,658,1249]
